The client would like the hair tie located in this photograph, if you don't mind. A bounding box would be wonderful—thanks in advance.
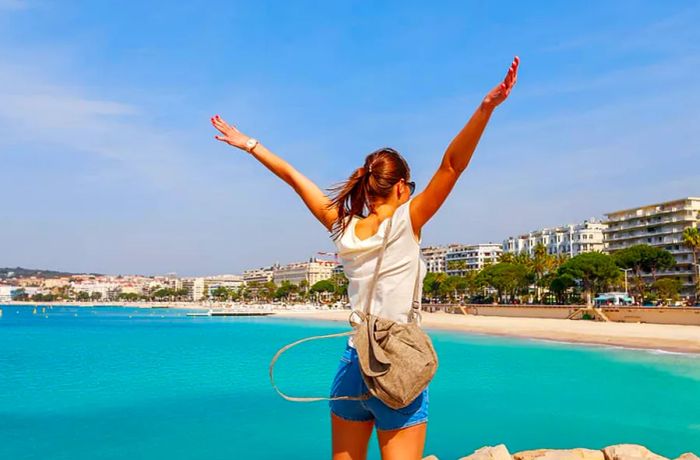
[368,164,373,174]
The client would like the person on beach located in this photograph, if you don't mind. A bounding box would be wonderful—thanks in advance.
[211,56,519,460]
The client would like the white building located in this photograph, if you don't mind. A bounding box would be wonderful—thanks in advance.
[421,244,463,273]
[0,285,20,302]
[273,258,338,287]
[205,274,245,296]
[70,282,120,300]
[181,277,208,301]
[445,244,502,276]
[242,266,276,285]
[603,197,700,297]
[503,219,605,257]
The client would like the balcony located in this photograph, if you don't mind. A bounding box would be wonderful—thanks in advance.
[604,204,697,223]
[603,216,694,232]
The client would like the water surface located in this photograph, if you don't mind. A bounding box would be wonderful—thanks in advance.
[1,306,698,459]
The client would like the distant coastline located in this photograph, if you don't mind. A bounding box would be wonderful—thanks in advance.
[4,302,699,355]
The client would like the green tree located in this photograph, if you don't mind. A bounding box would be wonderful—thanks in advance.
[446,259,468,276]
[652,278,682,304]
[330,273,348,301]
[558,252,621,306]
[530,243,558,303]
[613,244,676,302]
[298,279,309,299]
[211,286,230,301]
[682,227,700,300]
[549,273,576,304]
[12,288,28,301]
[262,281,277,302]
[311,279,335,304]
[273,281,294,301]
[118,292,140,301]
[152,288,173,300]
[423,272,448,302]
[476,262,530,303]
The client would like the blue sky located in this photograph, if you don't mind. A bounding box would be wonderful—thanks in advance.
[1,0,698,276]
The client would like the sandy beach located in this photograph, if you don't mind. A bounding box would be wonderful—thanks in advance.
[274,310,700,354]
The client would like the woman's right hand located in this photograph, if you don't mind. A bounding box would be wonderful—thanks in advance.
[211,114,252,150]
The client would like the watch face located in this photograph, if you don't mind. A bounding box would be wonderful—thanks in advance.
[246,138,256,148]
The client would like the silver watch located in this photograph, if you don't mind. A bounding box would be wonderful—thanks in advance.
[245,137,259,153]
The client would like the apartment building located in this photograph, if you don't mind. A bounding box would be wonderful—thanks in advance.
[603,197,700,297]
[445,243,502,276]
[242,266,277,284]
[421,244,463,273]
[503,219,605,257]
[272,258,338,286]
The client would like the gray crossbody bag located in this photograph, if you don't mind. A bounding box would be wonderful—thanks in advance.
[269,218,438,409]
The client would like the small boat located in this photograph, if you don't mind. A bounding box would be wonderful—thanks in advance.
[186,309,213,317]
[210,310,273,317]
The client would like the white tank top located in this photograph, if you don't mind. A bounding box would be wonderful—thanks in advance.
[333,197,428,346]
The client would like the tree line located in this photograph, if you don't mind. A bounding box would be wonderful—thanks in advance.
[425,227,699,306]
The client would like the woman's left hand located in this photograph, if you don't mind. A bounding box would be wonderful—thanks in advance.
[211,115,251,150]
[482,56,519,110]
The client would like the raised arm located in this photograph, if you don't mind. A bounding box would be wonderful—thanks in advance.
[410,56,519,233]
[210,116,338,232]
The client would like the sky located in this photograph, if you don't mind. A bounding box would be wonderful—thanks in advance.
[1,0,699,276]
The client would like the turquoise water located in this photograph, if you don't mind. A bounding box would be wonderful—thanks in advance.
[1,306,699,459]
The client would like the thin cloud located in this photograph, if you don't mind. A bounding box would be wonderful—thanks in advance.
[0,0,28,11]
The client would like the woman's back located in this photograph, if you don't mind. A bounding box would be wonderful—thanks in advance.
[333,197,428,325]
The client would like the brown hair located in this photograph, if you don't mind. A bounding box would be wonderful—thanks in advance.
[326,147,410,241]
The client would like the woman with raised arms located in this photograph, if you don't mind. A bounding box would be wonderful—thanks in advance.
[211,56,519,460]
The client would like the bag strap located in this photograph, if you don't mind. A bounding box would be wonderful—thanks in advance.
[268,328,371,403]
[361,217,393,316]
[408,246,424,324]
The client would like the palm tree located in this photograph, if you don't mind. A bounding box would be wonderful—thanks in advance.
[682,227,700,301]
[299,279,309,300]
[531,243,557,303]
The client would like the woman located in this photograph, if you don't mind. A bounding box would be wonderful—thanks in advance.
[211,56,519,460]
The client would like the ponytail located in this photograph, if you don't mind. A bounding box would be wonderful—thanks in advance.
[325,147,410,241]
[326,165,370,241]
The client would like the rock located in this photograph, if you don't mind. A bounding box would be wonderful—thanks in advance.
[603,444,668,460]
[459,444,513,460]
[675,454,700,460]
[514,448,604,460]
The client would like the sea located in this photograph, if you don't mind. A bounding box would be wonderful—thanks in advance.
[1,305,699,459]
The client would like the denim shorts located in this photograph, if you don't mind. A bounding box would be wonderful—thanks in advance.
[329,342,429,431]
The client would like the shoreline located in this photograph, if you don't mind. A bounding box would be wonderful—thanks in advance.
[273,310,700,355]
[4,302,699,355]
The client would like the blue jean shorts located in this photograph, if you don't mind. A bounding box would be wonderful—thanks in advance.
[329,342,429,431]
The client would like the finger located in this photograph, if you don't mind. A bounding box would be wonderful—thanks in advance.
[506,67,517,87]
[212,124,227,135]
[214,135,227,142]
[504,66,515,86]
[211,117,227,131]
[215,115,237,132]
[212,118,230,132]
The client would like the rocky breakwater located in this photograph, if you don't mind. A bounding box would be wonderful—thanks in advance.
[422,444,698,460]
